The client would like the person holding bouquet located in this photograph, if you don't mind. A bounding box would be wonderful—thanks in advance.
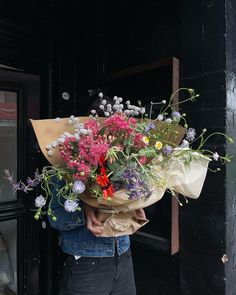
[48,96,144,295]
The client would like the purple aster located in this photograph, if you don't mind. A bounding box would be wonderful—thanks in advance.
[72,181,85,194]
[162,145,173,155]
[172,111,181,119]
[145,122,155,133]
[64,199,78,212]
[186,128,196,141]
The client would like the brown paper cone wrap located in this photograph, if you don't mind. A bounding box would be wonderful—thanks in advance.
[96,210,149,237]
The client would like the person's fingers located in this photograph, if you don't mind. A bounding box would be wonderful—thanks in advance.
[90,213,102,226]
[135,208,146,219]
[87,224,103,235]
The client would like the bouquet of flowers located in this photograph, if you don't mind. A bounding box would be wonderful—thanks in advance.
[4,89,233,237]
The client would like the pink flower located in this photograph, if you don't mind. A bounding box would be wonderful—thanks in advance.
[75,161,91,181]
[104,114,136,135]
[84,119,100,135]
[134,133,146,148]
[139,156,147,165]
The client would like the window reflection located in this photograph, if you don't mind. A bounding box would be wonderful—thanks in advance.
[0,91,17,202]
[0,219,17,294]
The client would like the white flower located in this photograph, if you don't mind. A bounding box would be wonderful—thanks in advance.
[113,104,119,111]
[165,118,172,124]
[213,152,219,161]
[64,200,78,212]
[73,181,86,194]
[104,112,110,117]
[57,137,65,143]
[102,99,107,105]
[126,100,130,105]
[45,144,52,150]
[52,141,58,148]
[64,132,72,137]
[54,117,60,123]
[98,92,103,98]
[180,139,189,148]
[113,96,118,101]
[162,100,166,104]
[47,150,53,156]
[186,128,196,141]
[99,105,104,110]
[157,114,164,121]
[91,109,96,115]
[35,195,46,208]
[140,107,146,114]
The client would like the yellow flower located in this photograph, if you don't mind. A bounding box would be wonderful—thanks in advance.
[142,136,149,145]
[155,141,163,150]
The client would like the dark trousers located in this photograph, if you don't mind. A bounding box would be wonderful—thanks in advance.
[59,249,136,295]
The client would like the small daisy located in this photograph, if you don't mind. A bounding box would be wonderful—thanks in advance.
[142,136,149,145]
[155,141,163,150]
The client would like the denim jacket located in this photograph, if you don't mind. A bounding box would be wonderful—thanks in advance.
[48,178,130,257]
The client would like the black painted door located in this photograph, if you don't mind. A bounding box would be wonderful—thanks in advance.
[0,68,41,295]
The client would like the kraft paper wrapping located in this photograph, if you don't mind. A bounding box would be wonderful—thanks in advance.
[152,150,211,199]
[95,211,149,237]
[30,117,184,237]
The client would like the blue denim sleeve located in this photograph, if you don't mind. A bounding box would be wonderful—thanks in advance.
[48,178,85,231]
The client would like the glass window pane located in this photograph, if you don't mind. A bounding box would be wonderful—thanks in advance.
[0,219,17,294]
[0,91,17,202]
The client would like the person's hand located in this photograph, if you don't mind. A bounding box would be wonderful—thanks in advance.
[84,204,103,237]
[135,208,146,219]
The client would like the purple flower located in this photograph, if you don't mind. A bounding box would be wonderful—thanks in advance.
[12,182,21,193]
[64,200,78,212]
[35,195,46,208]
[145,123,155,133]
[162,145,173,155]
[186,128,196,141]
[72,181,85,194]
[172,111,181,119]
[122,167,152,200]
[180,139,189,148]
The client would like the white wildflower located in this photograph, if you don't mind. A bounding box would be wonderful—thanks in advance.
[213,152,219,161]
[54,117,60,123]
[102,99,107,105]
[165,118,172,124]
[91,109,96,115]
[45,144,52,150]
[48,150,53,156]
[52,141,58,148]
[64,200,78,212]
[35,195,46,208]
[98,92,103,98]
[157,114,164,121]
[180,139,189,148]
[162,100,166,104]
